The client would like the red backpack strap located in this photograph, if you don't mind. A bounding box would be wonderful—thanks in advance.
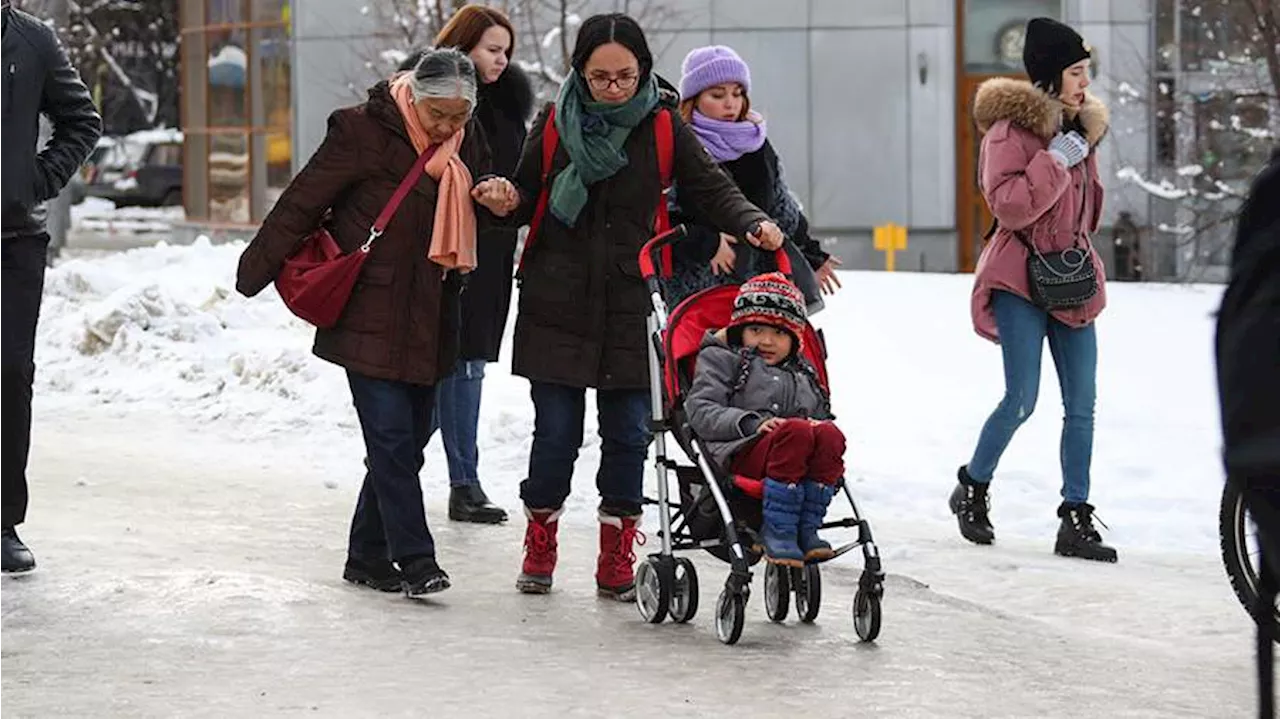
[653,109,675,276]
[517,106,559,277]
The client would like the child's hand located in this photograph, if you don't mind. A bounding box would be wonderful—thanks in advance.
[808,418,823,427]
[757,417,785,434]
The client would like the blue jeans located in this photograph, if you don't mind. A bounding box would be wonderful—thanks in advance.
[519,381,650,514]
[427,359,486,488]
[967,291,1098,504]
[346,371,438,562]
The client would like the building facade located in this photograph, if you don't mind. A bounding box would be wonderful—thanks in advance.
[181,1,1230,278]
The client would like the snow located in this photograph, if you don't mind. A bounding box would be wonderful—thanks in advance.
[34,242,1228,558]
[70,197,183,235]
[1116,166,1190,200]
[124,126,183,145]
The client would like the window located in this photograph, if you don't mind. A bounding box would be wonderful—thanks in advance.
[1194,94,1271,181]
[962,0,1063,74]
[147,144,183,167]
[180,0,291,224]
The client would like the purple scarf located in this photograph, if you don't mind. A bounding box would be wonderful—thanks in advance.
[690,110,767,163]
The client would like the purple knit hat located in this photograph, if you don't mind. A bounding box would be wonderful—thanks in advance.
[679,45,750,100]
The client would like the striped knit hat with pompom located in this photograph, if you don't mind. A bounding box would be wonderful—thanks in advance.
[728,272,807,352]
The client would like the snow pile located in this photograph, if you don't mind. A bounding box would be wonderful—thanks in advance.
[37,238,357,434]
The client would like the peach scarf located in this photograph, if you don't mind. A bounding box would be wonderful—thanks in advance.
[390,72,476,272]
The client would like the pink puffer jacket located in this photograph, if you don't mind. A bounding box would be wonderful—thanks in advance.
[970,77,1111,343]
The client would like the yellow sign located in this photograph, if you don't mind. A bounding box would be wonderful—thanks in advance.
[873,223,908,272]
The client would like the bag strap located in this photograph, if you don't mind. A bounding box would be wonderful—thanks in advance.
[516,105,560,276]
[362,144,438,252]
[653,109,676,277]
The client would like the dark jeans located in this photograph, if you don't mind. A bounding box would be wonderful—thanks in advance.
[2,234,49,528]
[519,381,650,515]
[346,371,438,563]
[426,358,486,488]
[967,291,1098,503]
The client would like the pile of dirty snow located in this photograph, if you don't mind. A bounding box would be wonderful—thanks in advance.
[36,238,357,435]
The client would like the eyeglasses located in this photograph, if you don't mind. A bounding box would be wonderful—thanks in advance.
[585,72,639,91]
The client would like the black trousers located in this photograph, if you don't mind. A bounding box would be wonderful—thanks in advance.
[2,233,49,528]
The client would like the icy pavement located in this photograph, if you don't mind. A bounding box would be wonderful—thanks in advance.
[0,408,1258,718]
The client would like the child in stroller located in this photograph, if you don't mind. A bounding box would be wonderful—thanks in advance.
[684,273,843,567]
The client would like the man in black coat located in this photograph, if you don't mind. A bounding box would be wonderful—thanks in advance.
[1,2,103,573]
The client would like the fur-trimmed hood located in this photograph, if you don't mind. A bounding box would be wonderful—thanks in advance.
[973,77,1110,147]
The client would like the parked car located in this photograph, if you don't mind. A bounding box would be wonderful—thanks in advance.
[86,128,183,207]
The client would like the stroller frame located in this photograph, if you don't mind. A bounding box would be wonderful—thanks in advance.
[634,226,886,645]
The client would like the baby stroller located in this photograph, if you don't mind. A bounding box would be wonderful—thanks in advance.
[632,225,885,646]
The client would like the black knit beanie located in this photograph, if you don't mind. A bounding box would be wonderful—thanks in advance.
[1022,17,1092,95]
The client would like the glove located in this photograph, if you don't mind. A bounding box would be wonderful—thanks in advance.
[1047,131,1089,168]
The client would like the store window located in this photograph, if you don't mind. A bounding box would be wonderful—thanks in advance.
[180,0,291,224]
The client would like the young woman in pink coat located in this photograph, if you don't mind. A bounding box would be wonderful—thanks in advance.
[949,17,1117,563]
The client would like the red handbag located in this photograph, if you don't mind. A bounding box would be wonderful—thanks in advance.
[274,145,437,328]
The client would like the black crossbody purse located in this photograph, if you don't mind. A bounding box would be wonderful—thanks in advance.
[990,163,1099,310]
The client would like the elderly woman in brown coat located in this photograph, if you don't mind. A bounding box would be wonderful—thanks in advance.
[236,49,514,599]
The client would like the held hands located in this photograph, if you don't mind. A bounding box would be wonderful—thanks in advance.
[816,256,843,295]
[710,233,738,275]
[1047,131,1089,169]
[745,220,784,251]
[471,177,519,217]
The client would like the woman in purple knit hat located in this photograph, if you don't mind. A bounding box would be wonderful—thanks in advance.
[667,45,840,308]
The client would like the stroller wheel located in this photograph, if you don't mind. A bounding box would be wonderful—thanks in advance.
[763,562,791,623]
[792,564,822,624]
[852,588,882,642]
[714,587,747,645]
[635,557,670,624]
[669,557,700,624]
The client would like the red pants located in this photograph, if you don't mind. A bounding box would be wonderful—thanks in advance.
[730,419,845,485]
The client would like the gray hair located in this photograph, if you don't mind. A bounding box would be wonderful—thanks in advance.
[409,48,478,110]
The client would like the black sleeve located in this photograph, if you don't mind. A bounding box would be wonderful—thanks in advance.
[34,25,102,202]
[508,103,554,228]
[671,116,768,239]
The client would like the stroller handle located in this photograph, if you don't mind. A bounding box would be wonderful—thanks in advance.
[637,223,793,290]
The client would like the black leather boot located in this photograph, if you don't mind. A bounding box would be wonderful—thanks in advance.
[2,527,36,573]
[448,485,508,524]
[948,466,995,545]
[1055,502,1118,563]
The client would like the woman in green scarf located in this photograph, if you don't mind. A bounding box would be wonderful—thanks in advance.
[501,13,782,601]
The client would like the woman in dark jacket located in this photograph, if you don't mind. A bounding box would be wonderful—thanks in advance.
[400,5,535,525]
[668,45,842,308]
[503,13,783,601]
[236,49,510,599]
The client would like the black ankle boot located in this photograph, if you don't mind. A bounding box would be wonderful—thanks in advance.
[448,485,508,524]
[342,555,402,592]
[2,527,36,574]
[948,466,995,545]
[399,555,451,597]
[1055,502,1118,563]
